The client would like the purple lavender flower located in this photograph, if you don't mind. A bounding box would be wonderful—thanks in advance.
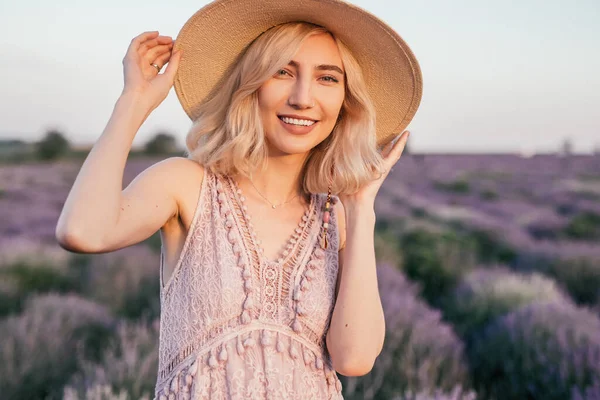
[470,300,600,400]
[0,293,114,399]
[572,377,600,400]
[64,319,159,400]
[392,385,477,400]
[341,264,470,399]
[443,266,570,336]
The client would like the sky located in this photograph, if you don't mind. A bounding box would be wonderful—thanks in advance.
[0,0,598,154]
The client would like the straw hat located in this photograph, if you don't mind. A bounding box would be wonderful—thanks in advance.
[173,0,423,146]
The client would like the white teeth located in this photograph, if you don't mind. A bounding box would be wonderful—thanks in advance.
[280,117,316,126]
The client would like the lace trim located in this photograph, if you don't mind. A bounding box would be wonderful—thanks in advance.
[228,175,314,265]
[157,322,333,387]
[221,174,320,324]
[158,313,242,381]
[215,172,255,326]
[155,328,344,400]
[292,194,340,348]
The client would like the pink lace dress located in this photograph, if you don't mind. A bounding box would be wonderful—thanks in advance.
[153,168,344,399]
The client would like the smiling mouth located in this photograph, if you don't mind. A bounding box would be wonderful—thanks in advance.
[278,116,318,127]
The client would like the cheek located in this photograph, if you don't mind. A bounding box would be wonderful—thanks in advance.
[326,88,344,112]
[257,87,273,113]
[324,93,344,121]
[258,81,287,112]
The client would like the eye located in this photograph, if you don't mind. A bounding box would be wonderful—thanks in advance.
[320,75,339,83]
[276,69,291,77]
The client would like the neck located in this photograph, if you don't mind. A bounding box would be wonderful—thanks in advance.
[237,153,309,206]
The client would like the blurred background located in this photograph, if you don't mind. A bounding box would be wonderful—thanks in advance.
[0,1,599,399]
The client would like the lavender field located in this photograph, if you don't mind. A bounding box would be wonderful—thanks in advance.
[1,153,600,400]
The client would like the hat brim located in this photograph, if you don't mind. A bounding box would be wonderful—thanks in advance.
[173,0,423,146]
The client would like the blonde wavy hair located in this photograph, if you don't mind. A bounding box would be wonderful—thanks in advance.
[184,22,386,194]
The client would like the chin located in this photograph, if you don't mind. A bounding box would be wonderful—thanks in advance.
[265,132,318,153]
[276,143,314,155]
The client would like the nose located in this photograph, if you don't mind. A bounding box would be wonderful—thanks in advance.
[287,79,314,109]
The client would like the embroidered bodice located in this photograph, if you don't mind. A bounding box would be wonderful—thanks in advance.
[154,167,344,399]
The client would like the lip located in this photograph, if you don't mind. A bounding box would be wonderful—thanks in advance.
[278,115,318,135]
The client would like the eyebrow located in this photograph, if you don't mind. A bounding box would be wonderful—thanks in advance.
[288,60,344,76]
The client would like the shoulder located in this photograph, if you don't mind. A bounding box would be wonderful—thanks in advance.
[155,156,205,181]
[152,156,205,191]
[333,195,346,250]
[153,156,206,217]
[156,156,204,172]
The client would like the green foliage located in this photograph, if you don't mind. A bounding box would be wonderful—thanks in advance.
[374,230,403,269]
[0,294,114,400]
[467,228,517,265]
[556,203,576,216]
[67,247,160,321]
[117,276,160,321]
[434,179,471,194]
[470,301,600,400]
[144,231,162,254]
[411,206,427,217]
[564,211,600,240]
[442,268,568,337]
[64,320,158,400]
[375,218,391,233]
[36,129,70,161]
[0,260,81,317]
[5,261,78,293]
[479,188,498,201]
[74,323,115,364]
[0,291,21,317]
[400,228,477,304]
[548,256,600,305]
[63,384,150,400]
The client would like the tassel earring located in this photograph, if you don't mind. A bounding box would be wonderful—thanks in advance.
[321,183,333,249]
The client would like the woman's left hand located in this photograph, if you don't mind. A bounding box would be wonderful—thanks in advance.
[338,130,410,207]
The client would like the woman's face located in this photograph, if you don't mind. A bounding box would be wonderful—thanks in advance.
[258,32,345,157]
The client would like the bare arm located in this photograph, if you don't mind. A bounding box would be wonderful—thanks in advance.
[55,31,182,252]
[325,130,411,377]
[326,201,385,377]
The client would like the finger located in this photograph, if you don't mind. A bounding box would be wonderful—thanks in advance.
[391,131,410,160]
[381,132,404,158]
[381,139,395,158]
[139,36,173,54]
[130,31,159,50]
[144,44,173,63]
[124,31,160,65]
[379,131,409,173]
[151,50,173,71]
[162,50,183,81]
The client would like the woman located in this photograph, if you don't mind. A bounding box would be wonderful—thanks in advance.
[56,0,422,398]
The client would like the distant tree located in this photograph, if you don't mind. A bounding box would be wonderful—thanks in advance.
[560,137,574,171]
[144,131,178,155]
[560,137,573,157]
[36,129,71,160]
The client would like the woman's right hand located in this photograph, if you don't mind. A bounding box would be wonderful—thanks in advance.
[121,31,182,111]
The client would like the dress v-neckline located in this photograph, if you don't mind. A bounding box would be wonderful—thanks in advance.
[225,174,317,267]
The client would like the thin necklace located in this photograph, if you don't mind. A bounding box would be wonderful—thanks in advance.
[249,173,300,209]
